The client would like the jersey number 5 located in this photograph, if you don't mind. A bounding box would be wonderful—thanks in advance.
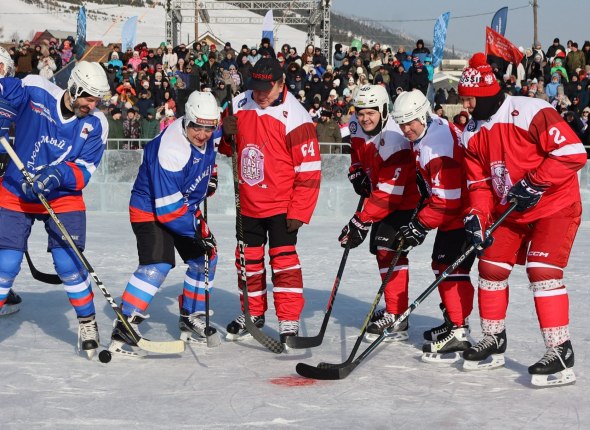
[301,141,316,157]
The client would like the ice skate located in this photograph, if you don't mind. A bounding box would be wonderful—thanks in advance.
[0,289,22,317]
[179,309,219,345]
[462,330,507,371]
[225,314,265,341]
[366,311,408,342]
[528,340,575,387]
[370,307,386,323]
[279,320,299,350]
[422,325,471,364]
[423,303,458,341]
[106,311,149,359]
[77,315,99,359]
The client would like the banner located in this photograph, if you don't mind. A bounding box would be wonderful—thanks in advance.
[262,10,274,48]
[491,7,508,36]
[122,16,138,52]
[432,11,450,68]
[485,26,523,64]
[74,6,87,61]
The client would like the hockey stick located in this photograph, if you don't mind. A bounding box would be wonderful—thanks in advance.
[228,130,284,353]
[296,202,518,380]
[203,199,220,347]
[0,136,184,354]
[25,251,62,284]
[285,195,365,349]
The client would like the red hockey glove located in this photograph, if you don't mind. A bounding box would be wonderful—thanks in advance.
[194,212,216,253]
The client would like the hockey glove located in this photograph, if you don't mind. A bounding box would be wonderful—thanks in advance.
[207,165,218,197]
[506,176,548,212]
[399,218,429,248]
[194,214,217,253]
[348,167,371,198]
[0,152,9,178]
[22,165,64,200]
[338,214,372,249]
[222,115,238,136]
[464,211,493,252]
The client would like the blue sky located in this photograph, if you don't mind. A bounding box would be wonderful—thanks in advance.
[333,1,589,54]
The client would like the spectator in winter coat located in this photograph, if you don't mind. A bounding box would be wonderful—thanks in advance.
[247,47,261,65]
[546,38,566,61]
[453,110,470,131]
[333,44,346,70]
[315,108,342,145]
[108,108,124,142]
[390,64,410,93]
[409,62,430,95]
[434,88,447,105]
[238,56,253,85]
[220,51,238,72]
[135,90,155,119]
[411,39,430,63]
[446,87,459,104]
[566,43,585,78]
[37,47,57,80]
[545,73,561,100]
[162,45,178,70]
[128,51,142,72]
[139,108,159,141]
[123,108,141,147]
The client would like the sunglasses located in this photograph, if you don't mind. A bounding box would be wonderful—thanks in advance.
[187,122,216,131]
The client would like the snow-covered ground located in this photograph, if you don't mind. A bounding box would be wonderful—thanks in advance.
[2,207,589,429]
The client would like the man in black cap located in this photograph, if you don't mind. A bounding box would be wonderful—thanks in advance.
[546,38,566,60]
[219,57,321,344]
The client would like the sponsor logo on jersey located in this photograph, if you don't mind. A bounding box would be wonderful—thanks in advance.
[349,121,358,134]
[193,157,200,165]
[528,251,549,257]
[490,161,513,202]
[238,98,247,108]
[511,110,519,116]
[80,122,94,140]
[241,144,264,186]
[29,101,55,124]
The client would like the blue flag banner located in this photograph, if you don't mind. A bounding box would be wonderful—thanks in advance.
[491,7,508,36]
[432,12,450,68]
[122,16,138,52]
[262,10,274,48]
[74,6,87,61]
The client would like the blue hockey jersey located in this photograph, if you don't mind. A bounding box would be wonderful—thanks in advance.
[0,75,108,213]
[129,118,221,238]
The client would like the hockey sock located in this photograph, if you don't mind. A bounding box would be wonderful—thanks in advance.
[52,247,95,317]
[121,263,172,316]
[434,262,474,326]
[376,250,409,315]
[236,245,267,316]
[0,249,23,308]
[182,254,218,314]
[532,284,570,347]
[270,245,304,321]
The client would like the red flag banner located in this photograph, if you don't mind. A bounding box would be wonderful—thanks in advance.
[485,26,523,64]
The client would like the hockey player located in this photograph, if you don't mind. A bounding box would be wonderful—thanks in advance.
[339,84,420,340]
[219,57,321,343]
[106,91,221,357]
[0,46,22,317]
[0,61,110,358]
[391,89,475,362]
[458,53,586,387]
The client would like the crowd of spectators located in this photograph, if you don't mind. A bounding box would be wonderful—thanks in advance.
[5,34,590,151]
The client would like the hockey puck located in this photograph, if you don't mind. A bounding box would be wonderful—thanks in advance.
[98,349,112,363]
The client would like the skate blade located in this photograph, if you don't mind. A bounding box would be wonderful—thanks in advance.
[531,368,576,388]
[180,331,207,345]
[107,340,148,359]
[462,354,505,371]
[421,351,461,364]
[225,331,253,342]
[365,331,409,342]
[0,304,20,317]
[81,348,97,360]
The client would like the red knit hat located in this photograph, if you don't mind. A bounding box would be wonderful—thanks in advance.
[458,52,501,97]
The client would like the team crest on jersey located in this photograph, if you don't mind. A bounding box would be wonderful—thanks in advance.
[80,122,94,139]
[349,121,358,134]
[511,110,519,116]
[238,98,247,108]
[490,161,513,203]
[466,120,476,132]
[29,101,55,124]
[241,144,264,186]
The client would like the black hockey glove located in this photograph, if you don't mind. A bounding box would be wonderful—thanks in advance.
[506,176,548,212]
[464,211,493,252]
[194,213,217,253]
[348,167,371,198]
[338,214,372,249]
[399,218,429,248]
[0,152,9,178]
[207,165,218,197]
[21,165,64,200]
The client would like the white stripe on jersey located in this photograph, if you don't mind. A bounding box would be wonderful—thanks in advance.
[294,161,321,173]
[377,182,404,195]
[431,187,461,199]
[155,191,183,209]
[550,143,586,157]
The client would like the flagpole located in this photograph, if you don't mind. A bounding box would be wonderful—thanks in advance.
[532,0,539,45]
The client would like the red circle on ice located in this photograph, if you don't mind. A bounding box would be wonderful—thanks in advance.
[269,376,317,386]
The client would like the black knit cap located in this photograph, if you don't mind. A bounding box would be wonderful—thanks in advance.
[248,58,283,91]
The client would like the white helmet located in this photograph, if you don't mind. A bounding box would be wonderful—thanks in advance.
[392,89,431,126]
[67,61,111,101]
[0,46,15,78]
[353,84,389,121]
[184,91,220,131]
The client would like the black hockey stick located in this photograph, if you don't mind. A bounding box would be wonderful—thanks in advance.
[228,130,284,353]
[203,199,220,347]
[25,251,62,284]
[0,137,184,354]
[296,202,518,380]
[285,195,365,349]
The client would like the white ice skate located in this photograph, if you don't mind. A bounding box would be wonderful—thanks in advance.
[77,315,99,360]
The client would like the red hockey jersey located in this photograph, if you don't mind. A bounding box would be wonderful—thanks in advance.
[349,115,420,223]
[461,96,586,224]
[219,87,321,223]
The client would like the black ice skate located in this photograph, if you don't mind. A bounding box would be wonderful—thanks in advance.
[366,311,408,342]
[423,303,456,341]
[370,307,386,323]
[106,311,149,359]
[225,314,265,341]
[422,325,471,364]
[0,289,22,317]
[77,315,99,359]
[528,340,575,387]
[279,320,299,346]
[462,330,507,370]
[179,309,220,346]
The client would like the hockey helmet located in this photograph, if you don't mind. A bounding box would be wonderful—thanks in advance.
[0,46,15,78]
[67,61,111,102]
[392,89,431,126]
[353,84,389,121]
[184,91,220,131]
